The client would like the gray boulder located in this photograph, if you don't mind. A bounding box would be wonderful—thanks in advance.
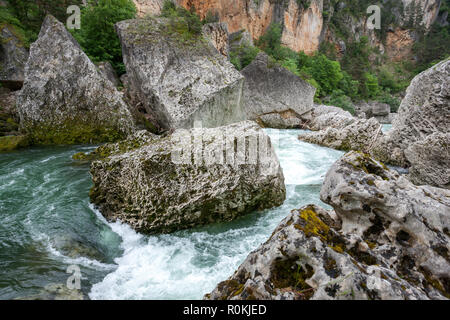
[90,121,286,234]
[298,117,382,152]
[241,52,315,129]
[202,22,229,58]
[372,59,450,167]
[16,15,135,145]
[205,204,430,300]
[229,29,254,50]
[0,24,29,90]
[320,151,450,299]
[303,104,354,131]
[97,61,120,87]
[404,132,450,189]
[115,17,245,133]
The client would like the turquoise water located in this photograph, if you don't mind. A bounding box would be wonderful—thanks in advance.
[0,130,344,300]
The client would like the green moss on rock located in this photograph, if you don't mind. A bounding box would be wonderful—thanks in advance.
[0,135,29,152]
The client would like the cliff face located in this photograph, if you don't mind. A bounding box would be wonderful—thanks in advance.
[134,0,443,59]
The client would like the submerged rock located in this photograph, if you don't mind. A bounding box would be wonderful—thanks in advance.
[298,117,382,153]
[17,15,135,145]
[371,59,450,168]
[16,283,84,300]
[241,52,315,129]
[404,132,450,189]
[115,17,245,132]
[0,24,28,90]
[206,205,429,300]
[90,121,286,234]
[320,151,450,299]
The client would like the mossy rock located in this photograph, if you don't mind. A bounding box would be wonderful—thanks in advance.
[0,135,29,152]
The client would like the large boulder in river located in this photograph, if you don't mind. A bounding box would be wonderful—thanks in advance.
[0,24,28,90]
[298,117,382,153]
[90,121,286,234]
[371,59,450,168]
[320,151,450,299]
[115,17,245,132]
[404,132,450,189]
[16,15,135,145]
[241,52,315,129]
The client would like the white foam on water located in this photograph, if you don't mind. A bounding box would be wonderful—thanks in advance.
[88,129,344,300]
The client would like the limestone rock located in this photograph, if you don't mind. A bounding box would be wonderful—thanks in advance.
[0,90,19,136]
[115,17,245,132]
[97,61,120,87]
[0,24,29,90]
[133,0,166,17]
[202,22,229,58]
[371,59,450,167]
[320,151,450,299]
[298,118,382,153]
[241,52,315,128]
[16,15,136,145]
[404,132,450,189]
[303,104,354,131]
[354,101,391,124]
[229,29,254,50]
[90,121,286,234]
[0,135,28,152]
[205,204,430,300]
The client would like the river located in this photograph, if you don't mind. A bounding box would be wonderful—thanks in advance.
[0,126,391,299]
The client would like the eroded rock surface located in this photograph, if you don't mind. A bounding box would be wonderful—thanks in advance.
[404,132,450,189]
[241,52,315,128]
[205,205,431,300]
[90,121,286,234]
[17,15,135,145]
[320,151,450,299]
[207,152,450,300]
[115,17,245,132]
[371,59,449,168]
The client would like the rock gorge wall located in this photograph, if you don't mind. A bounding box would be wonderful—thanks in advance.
[133,0,443,58]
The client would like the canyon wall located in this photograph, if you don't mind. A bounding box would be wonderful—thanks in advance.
[133,0,443,58]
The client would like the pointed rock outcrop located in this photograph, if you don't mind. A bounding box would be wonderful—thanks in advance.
[17,15,135,145]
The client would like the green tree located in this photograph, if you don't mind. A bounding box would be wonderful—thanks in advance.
[300,53,344,96]
[364,72,380,98]
[71,0,136,75]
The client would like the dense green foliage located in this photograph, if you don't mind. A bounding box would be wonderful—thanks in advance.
[71,0,137,75]
[3,0,84,45]
[230,44,260,71]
